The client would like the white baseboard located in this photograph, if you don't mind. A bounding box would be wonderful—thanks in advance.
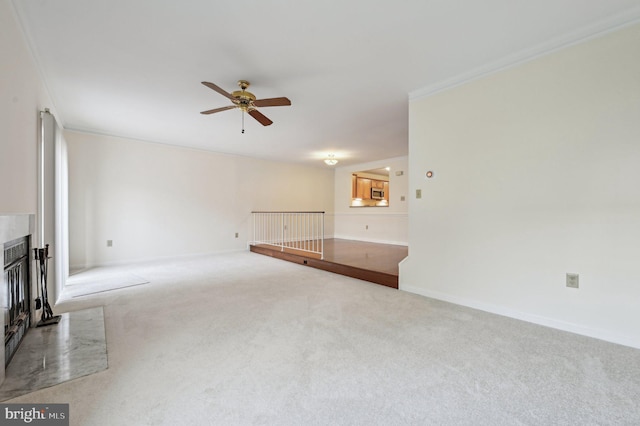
[400,284,640,350]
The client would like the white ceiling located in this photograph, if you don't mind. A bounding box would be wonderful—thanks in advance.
[12,0,640,167]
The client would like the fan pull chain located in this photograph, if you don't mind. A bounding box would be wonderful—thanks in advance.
[241,110,245,134]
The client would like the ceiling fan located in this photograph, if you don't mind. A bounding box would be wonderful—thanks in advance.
[200,80,291,130]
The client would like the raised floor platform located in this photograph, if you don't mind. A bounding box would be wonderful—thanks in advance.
[250,238,408,288]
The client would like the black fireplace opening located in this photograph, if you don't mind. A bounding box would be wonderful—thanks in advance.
[4,235,31,367]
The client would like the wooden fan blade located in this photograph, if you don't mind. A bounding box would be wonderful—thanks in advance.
[253,97,291,107]
[200,105,236,115]
[248,109,273,126]
[201,81,235,101]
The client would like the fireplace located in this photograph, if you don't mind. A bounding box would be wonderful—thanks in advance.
[3,236,31,367]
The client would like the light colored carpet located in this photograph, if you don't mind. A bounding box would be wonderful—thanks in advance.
[7,251,640,425]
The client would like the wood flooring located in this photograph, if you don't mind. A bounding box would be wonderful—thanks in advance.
[250,238,408,288]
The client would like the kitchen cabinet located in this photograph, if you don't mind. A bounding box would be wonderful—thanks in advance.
[352,174,357,199]
[356,178,372,199]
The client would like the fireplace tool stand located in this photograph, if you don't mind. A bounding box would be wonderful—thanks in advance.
[34,244,61,327]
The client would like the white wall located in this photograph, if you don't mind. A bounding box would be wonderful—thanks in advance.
[0,0,56,215]
[333,156,408,245]
[1,2,62,322]
[401,23,640,348]
[66,131,335,269]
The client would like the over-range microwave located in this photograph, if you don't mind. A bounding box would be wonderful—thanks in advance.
[371,188,385,200]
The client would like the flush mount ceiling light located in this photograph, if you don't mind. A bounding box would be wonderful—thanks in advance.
[324,154,338,166]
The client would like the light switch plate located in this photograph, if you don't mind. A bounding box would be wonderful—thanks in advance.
[416,189,422,199]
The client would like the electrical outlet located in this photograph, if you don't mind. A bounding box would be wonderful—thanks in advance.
[566,273,579,288]
[416,189,422,199]
[235,232,239,238]
[107,240,113,247]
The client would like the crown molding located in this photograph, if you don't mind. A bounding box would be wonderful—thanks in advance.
[410,8,640,101]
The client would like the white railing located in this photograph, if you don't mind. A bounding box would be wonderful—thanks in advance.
[251,211,325,259]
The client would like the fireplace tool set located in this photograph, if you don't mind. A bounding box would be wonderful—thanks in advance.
[33,244,61,327]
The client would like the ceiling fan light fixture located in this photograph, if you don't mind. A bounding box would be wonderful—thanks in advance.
[324,154,338,166]
[200,80,290,129]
